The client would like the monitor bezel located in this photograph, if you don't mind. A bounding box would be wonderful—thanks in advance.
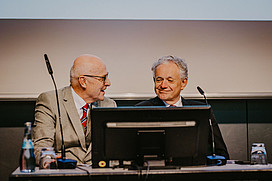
[91,105,211,168]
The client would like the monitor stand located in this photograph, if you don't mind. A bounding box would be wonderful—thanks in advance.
[140,159,180,170]
[145,159,165,167]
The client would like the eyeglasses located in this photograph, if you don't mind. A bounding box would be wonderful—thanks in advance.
[83,72,109,84]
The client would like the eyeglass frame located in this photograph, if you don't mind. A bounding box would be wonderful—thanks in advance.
[82,72,109,84]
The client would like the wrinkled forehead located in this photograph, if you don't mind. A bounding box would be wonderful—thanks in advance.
[155,62,180,78]
[87,62,107,75]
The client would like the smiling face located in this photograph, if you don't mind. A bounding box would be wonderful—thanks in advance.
[154,62,188,105]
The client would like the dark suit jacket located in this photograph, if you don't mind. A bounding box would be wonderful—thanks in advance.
[136,96,230,160]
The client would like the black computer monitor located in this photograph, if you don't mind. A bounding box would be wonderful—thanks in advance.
[91,105,211,168]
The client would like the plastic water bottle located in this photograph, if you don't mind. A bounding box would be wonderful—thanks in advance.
[19,122,35,172]
[250,143,267,165]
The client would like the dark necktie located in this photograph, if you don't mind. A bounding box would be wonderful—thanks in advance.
[81,103,89,133]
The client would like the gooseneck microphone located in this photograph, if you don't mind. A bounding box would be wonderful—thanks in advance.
[44,54,53,75]
[44,54,65,159]
[197,86,215,155]
[44,54,77,169]
[197,86,208,105]
[197,86,226,165]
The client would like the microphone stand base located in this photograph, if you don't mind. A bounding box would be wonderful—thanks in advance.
[206,155,226,166]
[57,158,77,169]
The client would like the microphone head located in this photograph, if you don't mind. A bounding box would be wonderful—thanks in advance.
[44,54,49,61]
[44,53,53,75]
[197,86,205,95]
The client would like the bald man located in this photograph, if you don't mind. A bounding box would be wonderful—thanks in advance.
[32,54,116,166]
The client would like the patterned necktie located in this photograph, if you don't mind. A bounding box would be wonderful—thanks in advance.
[169,104,176,107]
[81,103,89,133]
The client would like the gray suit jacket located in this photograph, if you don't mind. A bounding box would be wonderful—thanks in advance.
[32,86,116,165]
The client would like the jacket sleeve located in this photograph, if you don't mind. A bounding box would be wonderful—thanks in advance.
[32,91,57,165]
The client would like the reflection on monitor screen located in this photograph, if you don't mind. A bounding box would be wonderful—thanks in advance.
[91,106,211,169]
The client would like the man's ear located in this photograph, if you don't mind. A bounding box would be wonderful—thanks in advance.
[181,77,188,90]
[78,76,87,89]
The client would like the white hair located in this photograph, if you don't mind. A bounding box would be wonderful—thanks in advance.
[151,55,188,79]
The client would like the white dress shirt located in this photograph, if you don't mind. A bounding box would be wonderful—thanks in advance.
[163,96,183,107]
[71,87,89,119]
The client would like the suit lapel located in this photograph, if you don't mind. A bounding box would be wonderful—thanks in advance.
[153,96,186,106]
[62,86,87,151]
[152,96,165,106]
[85,104,93,138]
[85,103,97,156]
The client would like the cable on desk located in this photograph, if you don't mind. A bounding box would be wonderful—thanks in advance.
[77,166,92,181]
[144,161,150,181]
[111,162,149,181]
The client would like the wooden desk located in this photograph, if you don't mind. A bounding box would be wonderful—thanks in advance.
[9,163,272,181]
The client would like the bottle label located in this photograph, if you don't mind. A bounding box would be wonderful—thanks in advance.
[22,140,34,149]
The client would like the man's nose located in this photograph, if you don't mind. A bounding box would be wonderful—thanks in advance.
[104,77,111,86]
[160,80,168,88]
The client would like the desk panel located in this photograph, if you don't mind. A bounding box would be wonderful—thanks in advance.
[10,164,272,181]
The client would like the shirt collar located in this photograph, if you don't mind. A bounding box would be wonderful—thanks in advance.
[163,96,183,107]
[71,87,87,116]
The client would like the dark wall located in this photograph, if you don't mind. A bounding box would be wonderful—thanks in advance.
[2,99,271,126]
[1,99,272,181]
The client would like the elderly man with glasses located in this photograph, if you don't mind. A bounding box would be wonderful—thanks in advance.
[32,54,116,166]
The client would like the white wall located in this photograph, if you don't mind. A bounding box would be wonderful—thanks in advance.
[1,0,272,99]
[0,20,272,99]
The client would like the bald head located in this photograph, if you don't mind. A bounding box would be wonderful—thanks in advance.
[69,54,110,103]
[70,54,106,86]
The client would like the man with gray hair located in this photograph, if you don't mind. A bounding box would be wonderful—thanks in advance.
[32,54,116,166]
[136,55,229,159]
